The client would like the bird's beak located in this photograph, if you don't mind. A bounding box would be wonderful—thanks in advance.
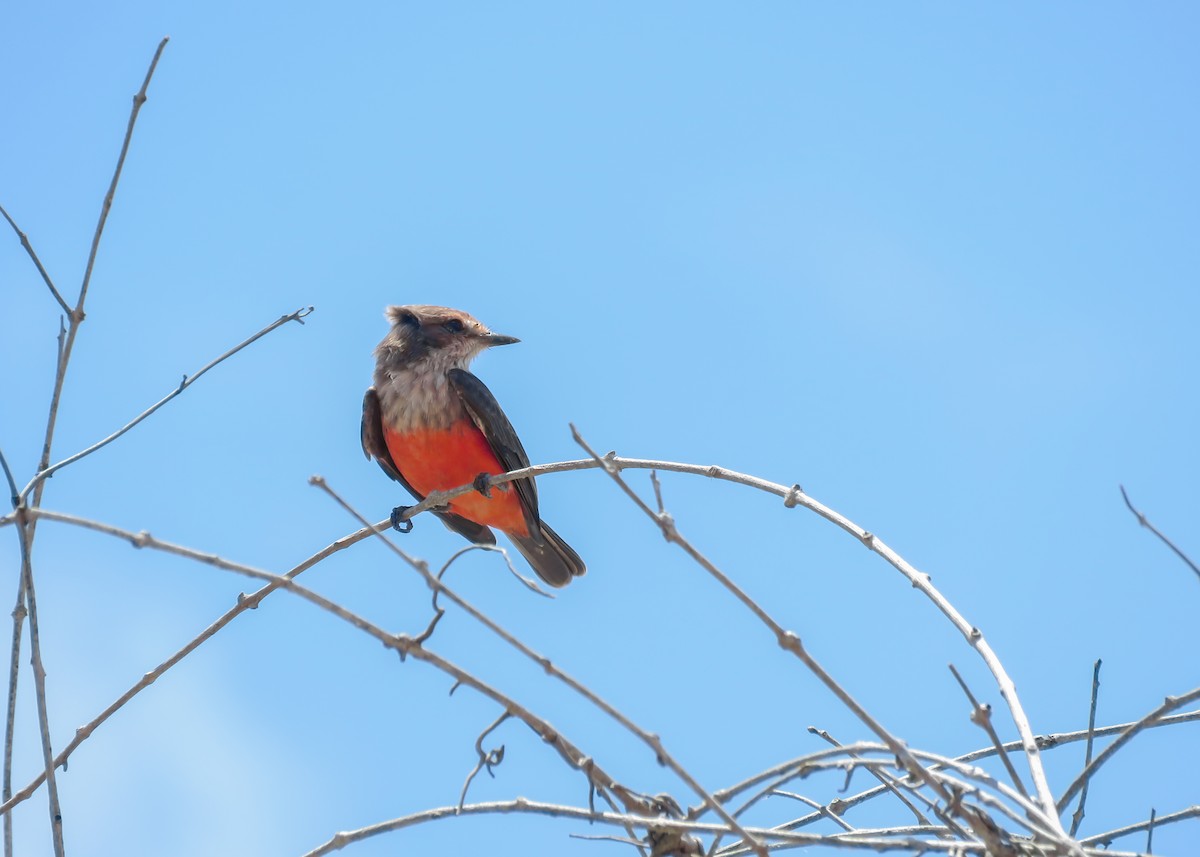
[484,333,520,347]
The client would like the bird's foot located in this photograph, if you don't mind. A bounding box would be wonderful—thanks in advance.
[473,472,493,498]
[390,506,415,533]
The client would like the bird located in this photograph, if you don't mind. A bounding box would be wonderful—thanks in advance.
[361,304,586,587]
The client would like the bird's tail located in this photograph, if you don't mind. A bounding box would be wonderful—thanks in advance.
[509,522,586,588]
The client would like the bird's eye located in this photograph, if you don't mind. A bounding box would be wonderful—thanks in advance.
[398,311,419,327]
[442,319,465,333]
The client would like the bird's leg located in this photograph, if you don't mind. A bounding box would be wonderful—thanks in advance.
[472,472,493,498]
[390,506,415,533]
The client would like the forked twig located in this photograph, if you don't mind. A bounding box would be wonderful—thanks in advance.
[948,664,1028,800]
[0,512,377,816]
[458,712,510,811]
[569,429,1033,855]
[1057,686,1200,813]
[807,727,935,828]
[19,308,313,501]
[1079,805,1200,849]
[313,478,763,856]
[3,38,170,857]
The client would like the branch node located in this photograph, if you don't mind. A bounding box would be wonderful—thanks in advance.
[657,512,677,541]
[778,630,803,655]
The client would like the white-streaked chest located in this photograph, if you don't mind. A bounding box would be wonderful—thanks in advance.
[374,360,468,433]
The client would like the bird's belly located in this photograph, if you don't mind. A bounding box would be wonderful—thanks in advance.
[384,423,528,535]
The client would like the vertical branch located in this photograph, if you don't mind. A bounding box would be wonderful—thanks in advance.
[1068,659,1102,837]
[0,579,23,857]
[2,37,170,857]
[13,522,62,856]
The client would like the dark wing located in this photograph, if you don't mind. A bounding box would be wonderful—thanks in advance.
[361,387,406,483]
[361,386,496,545]
[447,368,542,542]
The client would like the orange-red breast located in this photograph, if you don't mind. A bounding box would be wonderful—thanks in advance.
[361,305,585,587]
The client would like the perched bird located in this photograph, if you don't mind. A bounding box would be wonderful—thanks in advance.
[361,304,585,587]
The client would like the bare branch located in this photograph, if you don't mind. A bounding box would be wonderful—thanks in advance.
[0,512,377,816]
[948,664,1028,800]
[77,37,169,316]
[1069,659,1102,837]
[18,307,314,501]
[0,203,71,315]
[0,450,16,511]
[392,441,1068,834]
[6,508,649,842]
[12,520,63,856]
[732,709,1200,840]
[806,727,935,828]
[570,427,1034,853]
[5,43,170,854]
[1056,686,1200,813]
[458,712,510,811]
[313,477,766,856]
[1120,485,1200,583]
[300,797,1152,857]
[768,791,856,833]
[1079,805,1200,849]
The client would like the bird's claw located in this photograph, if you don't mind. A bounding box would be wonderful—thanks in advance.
[473,472,493,498]
[390,506,415,533]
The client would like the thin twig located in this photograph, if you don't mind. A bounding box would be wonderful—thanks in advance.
[18,307,314,501]
[0,451,16,511]
[1146,807,1156,854]
[458,712,510,811]
[1069,659,1102,837]
[769,791,856,833]
[571,427,1027,854]
[0,512,375,816]
[724,709,1200,841]
[299,797,1151,857]
[77,37,169,318]
[807,727,935,827]
[397,443,1065,832]
[1079,805,1199,848]
[0,203,71,315]
[948,664,1028,800]
[1120,485,1200,583]
[713,747,1063,857]
[300,798,977,857]
[4,40,170,857]
[1056,686,1200,813]
[12,515,63,857]
[9,508,649,853]
[313,477,762,856]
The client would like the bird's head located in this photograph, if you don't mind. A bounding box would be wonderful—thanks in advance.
[378,305,519,370]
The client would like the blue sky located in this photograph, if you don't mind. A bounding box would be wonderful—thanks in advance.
[2,3,1198,855]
